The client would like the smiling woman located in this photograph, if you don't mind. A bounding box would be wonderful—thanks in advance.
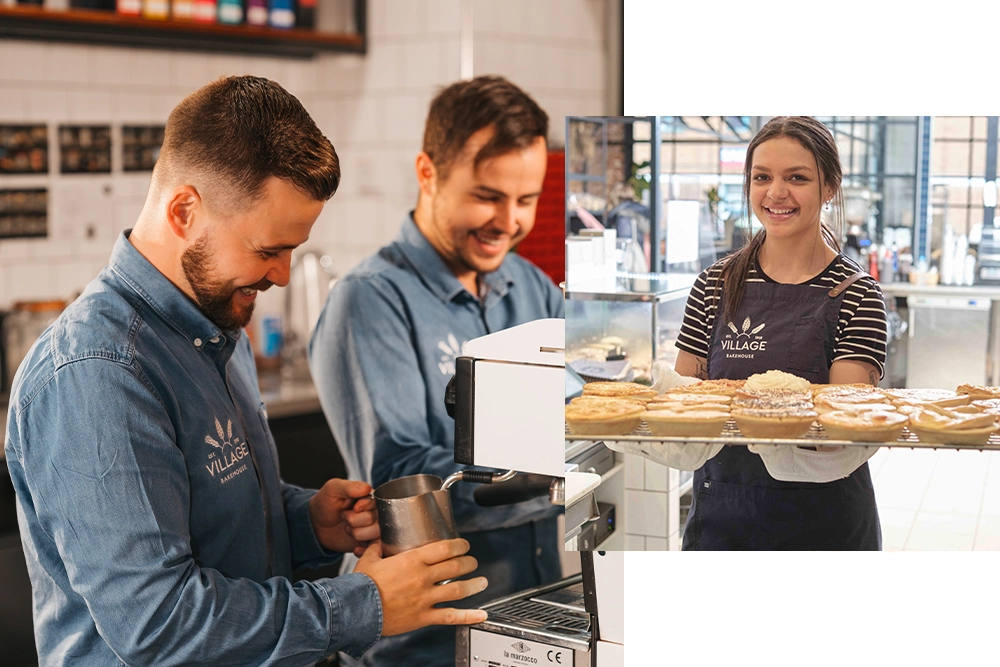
[672,116,889,551]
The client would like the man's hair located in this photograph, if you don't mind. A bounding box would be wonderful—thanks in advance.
[156,76,339,210]
[422,75,548,181]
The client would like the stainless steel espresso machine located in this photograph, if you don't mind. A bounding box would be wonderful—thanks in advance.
[446,318,625,667]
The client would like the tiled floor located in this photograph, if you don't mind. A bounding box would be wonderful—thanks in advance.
[870,447,1000,550]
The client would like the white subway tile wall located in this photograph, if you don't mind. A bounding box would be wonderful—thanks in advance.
[623,452,686,550]
[0,0,608,309]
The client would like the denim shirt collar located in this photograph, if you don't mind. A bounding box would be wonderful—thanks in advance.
[109,230,234,355]
[395,213,513,305]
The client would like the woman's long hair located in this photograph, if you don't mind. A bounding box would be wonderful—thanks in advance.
[718,116,846,323]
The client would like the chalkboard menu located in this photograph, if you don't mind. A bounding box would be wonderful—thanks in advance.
[0,125,48,175]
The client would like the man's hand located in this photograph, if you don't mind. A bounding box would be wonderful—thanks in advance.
[355,539,489,637]
[309,479,379,557]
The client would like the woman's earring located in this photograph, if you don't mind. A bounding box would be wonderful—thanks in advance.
[824,200,832,212]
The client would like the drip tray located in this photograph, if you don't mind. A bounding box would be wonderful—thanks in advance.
[477,577,591,648]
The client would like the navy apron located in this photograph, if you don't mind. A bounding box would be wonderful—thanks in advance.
[682,265,882,551]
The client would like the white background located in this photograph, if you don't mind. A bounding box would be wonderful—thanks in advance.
[624,0,1000,663]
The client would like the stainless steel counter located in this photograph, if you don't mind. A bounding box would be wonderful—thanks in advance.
[881,282,1000,387]
[881,283,1000,299]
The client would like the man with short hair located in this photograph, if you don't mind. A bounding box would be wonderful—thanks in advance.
[309,75,564,666]
[4,76,487,667]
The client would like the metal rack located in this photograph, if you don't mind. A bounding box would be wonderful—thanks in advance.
[568,420,1000,455]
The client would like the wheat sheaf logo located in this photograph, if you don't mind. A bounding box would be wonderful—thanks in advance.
[204,416,251,482]
[205,417,240,452]
[727,316,765,338]
[511,641,531,653]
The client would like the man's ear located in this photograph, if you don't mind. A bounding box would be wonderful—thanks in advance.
[415,152,439,199]
[164,185,202,241]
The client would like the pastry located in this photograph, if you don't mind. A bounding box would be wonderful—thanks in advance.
[581,381,657,402]
[818,410,908,443]
[814,400,897,415]
[648,393,731,407]
[957,384,1000,400]
[733,388,812,411]
[641,409,731,438]
[972,398,1000,416]
[570,395,648,409]
[731,406,818,439]
[810,383,872,397]
[673,379,745,397]
[907,407,1000,445]
[744,370,811,392]
[881,388,970,408]
[565,401,645,436]
[813,389,890,414]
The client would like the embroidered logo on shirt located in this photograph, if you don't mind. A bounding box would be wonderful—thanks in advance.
[720,316,768,359]
[436,333,463,376]
[204,417,250,484]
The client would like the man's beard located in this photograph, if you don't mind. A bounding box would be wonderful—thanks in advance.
[181,233,272,331]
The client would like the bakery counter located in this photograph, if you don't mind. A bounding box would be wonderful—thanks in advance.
[257,370,323,419]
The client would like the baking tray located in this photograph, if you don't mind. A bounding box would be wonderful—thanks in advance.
[566,420,1000,452]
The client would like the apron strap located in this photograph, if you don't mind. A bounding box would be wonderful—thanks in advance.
[828,271,870,298]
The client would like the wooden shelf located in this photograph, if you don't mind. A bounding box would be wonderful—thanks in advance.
[0,2,366,59]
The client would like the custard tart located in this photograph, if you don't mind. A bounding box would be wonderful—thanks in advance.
[641,409,731,438]
[818,410,908,443]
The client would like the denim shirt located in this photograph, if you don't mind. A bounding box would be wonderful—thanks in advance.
[308,215,565,667]
[4,231,382,666]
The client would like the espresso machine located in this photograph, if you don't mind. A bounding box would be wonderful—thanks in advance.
[446,318,625,667]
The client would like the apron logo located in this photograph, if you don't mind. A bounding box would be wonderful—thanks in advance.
[204,416,250,484]
[720,316,768,359]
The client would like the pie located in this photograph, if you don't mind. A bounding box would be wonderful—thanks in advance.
[881,388,971,408]
[733,389,813,412]
[581,381,657,402]
[907,406,1000,445]
[570,395,648,409]
[813,389,891,414]
[731,406,818,439]
[641,409,731,438]
[810,383,873,397]
[956,384,1000,400]
[972,398,1000,416]
[817,410,908,443]
[565,401,645,436]
[672,379,745,397]
[648,393,731,407]
[744,370,811,392]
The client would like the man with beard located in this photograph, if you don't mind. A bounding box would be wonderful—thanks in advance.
[4,76,488,667]
[308,76,564,667]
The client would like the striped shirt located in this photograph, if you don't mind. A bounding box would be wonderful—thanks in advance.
[676,254,888,377]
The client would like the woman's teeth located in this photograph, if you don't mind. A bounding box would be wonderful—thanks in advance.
[766,207,796,215]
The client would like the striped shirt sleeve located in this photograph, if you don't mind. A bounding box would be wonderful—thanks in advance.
[676,266,721,359]
[833,277,888,378]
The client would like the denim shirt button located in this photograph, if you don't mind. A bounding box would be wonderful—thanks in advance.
[194,338,202,347]
[209,336,220,344]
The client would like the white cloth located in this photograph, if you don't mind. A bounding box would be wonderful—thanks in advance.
[747,443,880,483]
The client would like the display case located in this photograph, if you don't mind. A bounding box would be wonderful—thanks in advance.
[565,274,695,385]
